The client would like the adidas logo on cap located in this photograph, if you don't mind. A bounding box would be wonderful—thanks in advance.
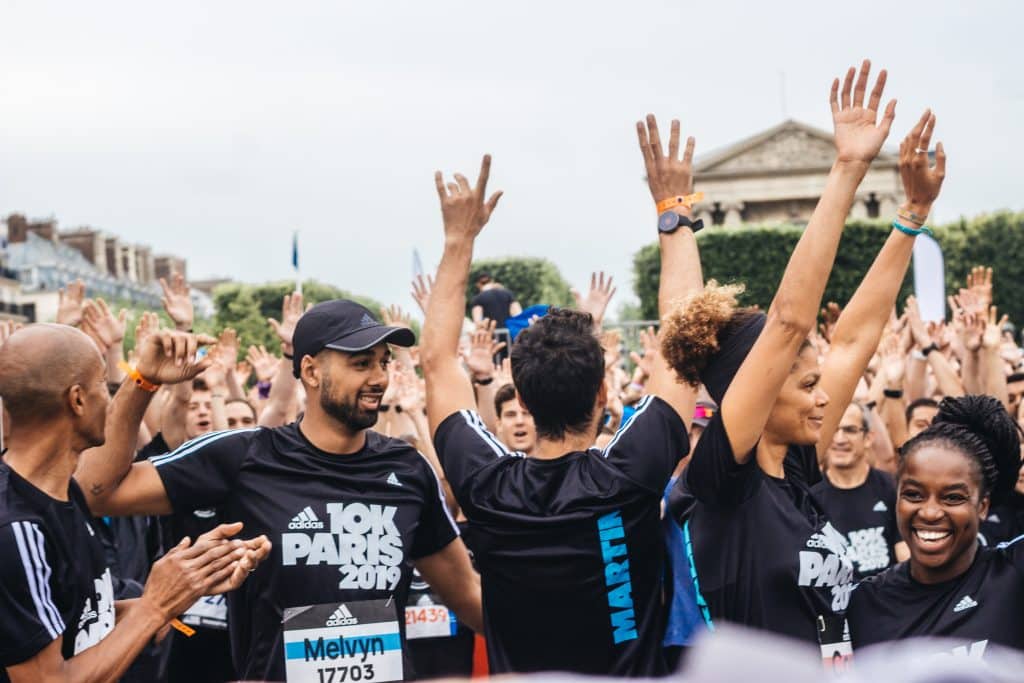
[288,506,325,530]
[387,472,403,487]
[327,603,358,626]
[953,595,978,613]
[873,501,888,512]
[360,313,377,327]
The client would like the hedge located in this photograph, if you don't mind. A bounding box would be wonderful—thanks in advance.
[633,211,1024,323]
[468,257,573,315]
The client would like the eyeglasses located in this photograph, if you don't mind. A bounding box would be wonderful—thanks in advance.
[837,425,867,436]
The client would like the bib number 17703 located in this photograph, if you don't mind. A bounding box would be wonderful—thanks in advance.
[317,664,375,683]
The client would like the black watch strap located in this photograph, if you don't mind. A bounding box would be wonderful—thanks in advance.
[921,342,939,356]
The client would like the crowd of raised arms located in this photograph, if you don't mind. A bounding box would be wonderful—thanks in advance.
[1,59,1023,683]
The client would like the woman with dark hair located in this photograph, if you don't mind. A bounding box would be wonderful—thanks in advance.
[664,60,946,660]
[847,395,1024,652]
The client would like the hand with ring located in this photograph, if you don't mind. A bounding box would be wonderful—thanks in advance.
[898,109,946,220]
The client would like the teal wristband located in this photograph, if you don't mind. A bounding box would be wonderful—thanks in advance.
[892,219,934,238]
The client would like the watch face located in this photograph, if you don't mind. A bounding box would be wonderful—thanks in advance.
[658,211,680,233]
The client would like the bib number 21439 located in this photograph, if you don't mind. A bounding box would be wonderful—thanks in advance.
[283,600,403,683]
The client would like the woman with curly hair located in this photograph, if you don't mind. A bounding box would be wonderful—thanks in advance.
[664,60,946,659]
[847,395,1024,653]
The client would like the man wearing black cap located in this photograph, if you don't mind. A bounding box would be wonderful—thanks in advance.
[87,299,482,682]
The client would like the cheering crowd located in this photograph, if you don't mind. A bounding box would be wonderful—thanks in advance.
[1,59,1023,682]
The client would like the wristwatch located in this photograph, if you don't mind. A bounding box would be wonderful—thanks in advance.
[658,211,704,235]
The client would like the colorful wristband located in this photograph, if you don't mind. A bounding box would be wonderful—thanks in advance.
[656,192,704,214]
[892,220,934,238]
[117,361,160,392]
[897,208,928,225]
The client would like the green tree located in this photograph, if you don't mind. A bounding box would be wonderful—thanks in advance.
[467,257,573,315]
[212,280,386,354]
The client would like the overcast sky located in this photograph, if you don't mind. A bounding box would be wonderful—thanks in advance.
[2,1,1021,316]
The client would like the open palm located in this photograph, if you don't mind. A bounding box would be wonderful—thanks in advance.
[831,60,895,164]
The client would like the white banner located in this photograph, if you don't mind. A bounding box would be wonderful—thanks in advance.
[913,234,946,322]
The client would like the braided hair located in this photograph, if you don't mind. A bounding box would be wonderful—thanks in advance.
[899,395,1023,506]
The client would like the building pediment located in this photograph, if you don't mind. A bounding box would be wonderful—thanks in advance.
[695,119,897,177]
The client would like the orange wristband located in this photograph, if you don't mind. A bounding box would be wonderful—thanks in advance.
[170,619,195,637]
[656,192,704,214]
[118,361,160,393]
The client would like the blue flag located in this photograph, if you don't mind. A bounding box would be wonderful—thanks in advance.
[291,231,299,270]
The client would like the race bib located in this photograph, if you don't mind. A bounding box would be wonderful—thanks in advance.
[181,594,228,630]
[817,614,852,674]
[404,597,457,640]
[283,600,403,683]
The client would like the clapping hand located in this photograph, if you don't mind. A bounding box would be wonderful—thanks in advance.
[830,59,896,165]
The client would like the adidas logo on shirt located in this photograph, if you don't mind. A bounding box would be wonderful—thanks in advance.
[288,506,325,530]
[326,603,358,626]
[873,501,888,512]
[987,514,1002,523]
[953,595,978,613]
[387,472,403,487]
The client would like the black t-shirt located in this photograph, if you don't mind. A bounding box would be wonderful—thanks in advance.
[152,423,459,682]
[848,537,1024,655]
[668,413,855,645]
[811,468,901,580]
[470,288,515,328]
[434,395,689,676]
[980,492,1024,547]
[0,463,115,679]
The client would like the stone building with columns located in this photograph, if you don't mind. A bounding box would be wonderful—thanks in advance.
[691,119,902,227]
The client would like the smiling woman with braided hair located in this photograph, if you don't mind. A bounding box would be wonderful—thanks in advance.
[847,395,1024,654]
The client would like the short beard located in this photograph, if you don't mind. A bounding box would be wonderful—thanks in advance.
[320,376,379,432]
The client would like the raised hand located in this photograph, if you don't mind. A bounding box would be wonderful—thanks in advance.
[159,273,194,331]
[572,272,618,330]
[133,312,161,357]
[830,59,896,164]
[212,328,241,368]
[0,320,23,348]
[494,357,513,388]
[380,304,412,329]
[268,292,305,352]
[247,345,278,383]
[463,320,505,380]
[818,302,842,344]
[56,279,86,327]
[410,274,435,315]
[636,115,695,204]
[134,330,216,386]
[81,298,128,353]
[982,306,1008,350]
[879,332,906,386]
[628,326,658,380]
[898,109,946,216]
[434,155,503,244]
[966,266,993,311]
[904,296,934,349]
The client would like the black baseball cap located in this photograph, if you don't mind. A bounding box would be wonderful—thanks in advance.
[292,300,415,377]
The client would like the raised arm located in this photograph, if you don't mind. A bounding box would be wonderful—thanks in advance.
[816,110,946,458]
[722,61,896,460]
[635,115,703,426]
[75,330,214,516]
[422,155,503,436]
